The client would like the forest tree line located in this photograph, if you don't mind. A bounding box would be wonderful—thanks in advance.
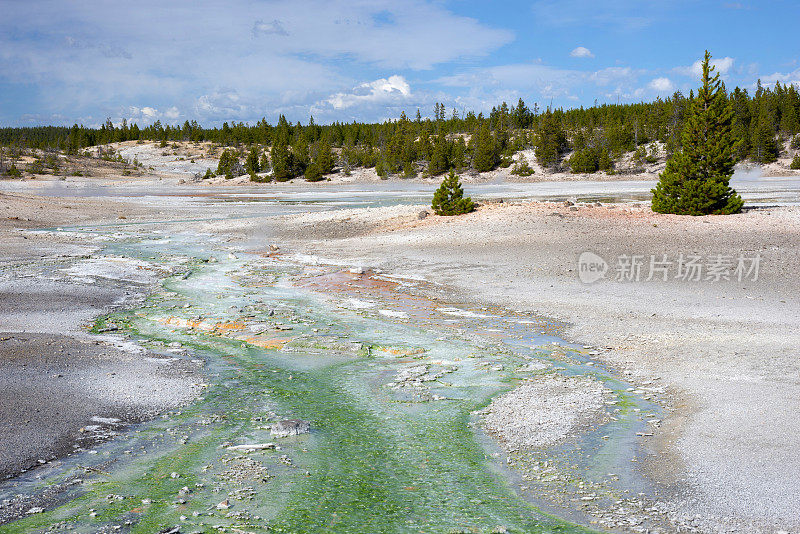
[2,80,800,180]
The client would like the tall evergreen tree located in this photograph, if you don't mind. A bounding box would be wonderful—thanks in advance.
[245,146,260,176]
[271,141,294,182]
[427,132,450,175]
[651,51,743,215]
[431,170,474,215]
[534,111,567,169]
[471,124,499,172]
[750,114,779,163]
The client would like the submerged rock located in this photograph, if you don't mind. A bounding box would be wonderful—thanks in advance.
[270,419,310,438]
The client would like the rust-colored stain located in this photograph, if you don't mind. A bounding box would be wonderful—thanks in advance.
[157,316,247,334]
[214,320,247,332]
[301,270,399,293]
[241,336,290,349]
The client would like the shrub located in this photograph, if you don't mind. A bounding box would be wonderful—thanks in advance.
[216,149,243,179]
[569,149,598,174]
[790,154,800,170]
[510,156,534,176]
[3,163,22,177]
[304,162,324,182]
[432,170,474,216]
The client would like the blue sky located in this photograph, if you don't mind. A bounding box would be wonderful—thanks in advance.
[1,0,798,127]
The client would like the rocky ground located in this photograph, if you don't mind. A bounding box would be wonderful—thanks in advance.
[0,191,204,481]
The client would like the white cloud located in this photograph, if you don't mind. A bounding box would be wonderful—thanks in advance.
[0,0,512,125]
[648,77,675,92]
[758,68,800,88]
[327,76,412,110]
[125,105,181,125]
[675,56,735,77]
[589,66,641,87]
[570,46,594,58]
[437,62,649,111]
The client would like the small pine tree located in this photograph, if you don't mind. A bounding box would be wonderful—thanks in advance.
[316,139,335,174]
[569,149,598,174]
[598,150,614,173]
[472,124,499,172]
[534,112,567,169]
[259,152,271,173]
[510,156,534,176]
[304,162,324,182]
[217,149,241,179]
[245,146,260,176]
[271,141,294,182]
[790,154,800,170]
[651,51,743,215]
[428,133,450,175]
[750,115,779,163]
[431,170,475,216]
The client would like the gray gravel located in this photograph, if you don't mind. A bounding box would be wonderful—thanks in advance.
[480,374,611,451]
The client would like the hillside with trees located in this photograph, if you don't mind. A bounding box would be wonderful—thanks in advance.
[2,81,800,181]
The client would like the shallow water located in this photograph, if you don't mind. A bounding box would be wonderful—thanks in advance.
[0,211,664,533]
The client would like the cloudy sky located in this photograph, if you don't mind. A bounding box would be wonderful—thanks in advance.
[1,0,798,127]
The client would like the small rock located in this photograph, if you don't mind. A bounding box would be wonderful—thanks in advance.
[349,266,364,274]
[216,499,231,510]
[270,419,311,438]
[417,210,428,220]
[563,200,574,207]
[26,507,44,515]
[226,443,278,451]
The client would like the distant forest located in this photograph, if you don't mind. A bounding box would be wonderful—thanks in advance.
[2,80,799,180]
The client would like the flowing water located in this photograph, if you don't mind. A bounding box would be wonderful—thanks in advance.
[0,189,666,533]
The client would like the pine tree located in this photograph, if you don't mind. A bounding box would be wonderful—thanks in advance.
[534,111,567,169]
[216,149,241,179]
[431,170,474,216]
[271,141,294,182]
[750,114,779,163]
[245,146,260,176]
[651,51,743,215]
[471,124,499,172]
[316,138,335,174]
[427,132,450,175]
